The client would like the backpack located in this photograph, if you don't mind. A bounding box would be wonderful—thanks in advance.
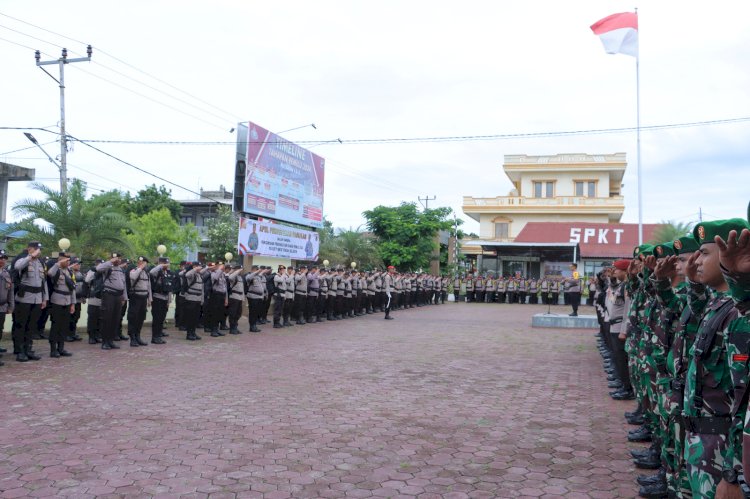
[91,267,110,299]
[150,268,167,295]
[9,250,29,291]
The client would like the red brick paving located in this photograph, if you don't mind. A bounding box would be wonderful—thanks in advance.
[0,303,642,498]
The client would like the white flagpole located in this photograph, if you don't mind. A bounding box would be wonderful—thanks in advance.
[635,8,643,245]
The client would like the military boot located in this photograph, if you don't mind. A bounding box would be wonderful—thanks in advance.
[638,478,667,498]
[57,342,72,357]
[50,342,60,358]
[136,334,148,346]
[130,335,140,347]
[628,425,652,442]
[637,468,665,486]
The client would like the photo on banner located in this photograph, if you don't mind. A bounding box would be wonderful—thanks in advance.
[238,217,320,261]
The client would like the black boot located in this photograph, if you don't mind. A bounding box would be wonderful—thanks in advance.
[50,342,60,358]
[210,328,220,337]
[108,340,120,349]
[273,322,283,329]
[628,426,653,443]
[130,335,140,347]
[625,405,644,419]
[611,389,635,400]
[608,380,623,389]
[136,334,148,346]
[151,336,166,344]
[637,468,665,486]
[25,343,41,361]
[101,341,112,350]
[88,336,98,344]
[638,478,667,498]
[58,341,72,357]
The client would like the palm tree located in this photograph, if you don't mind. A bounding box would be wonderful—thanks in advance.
[332,227,382,269]
[648,220,693,245]
[2,180,131,262]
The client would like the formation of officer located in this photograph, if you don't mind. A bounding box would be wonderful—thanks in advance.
[594,211,750,499]
[455,275,570,305]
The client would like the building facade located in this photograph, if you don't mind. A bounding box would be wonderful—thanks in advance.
[461,153,643,278]
[177,186,233,261]
[463,153,626,242]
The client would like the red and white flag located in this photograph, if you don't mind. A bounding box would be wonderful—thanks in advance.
[590,12,638,57]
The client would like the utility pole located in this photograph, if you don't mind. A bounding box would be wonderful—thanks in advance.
[418,195,436,210]
[35,45,92,195]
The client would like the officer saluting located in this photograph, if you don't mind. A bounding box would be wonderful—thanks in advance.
[149,257,171,344]
[47,251,76,358]
[127,256,151,347]
[12,241,47,362]
[96,252,127,350]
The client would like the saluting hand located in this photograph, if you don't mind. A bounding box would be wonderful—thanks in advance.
[643,255,657,271]
[716,229,750,276]
[686,250,701,283]
[654,256,678,281]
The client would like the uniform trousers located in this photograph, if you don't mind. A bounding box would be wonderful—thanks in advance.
[87,304,100,340]
[273,295,284,324]
[294,294,306,321]
[205,292,225,331]
[182,299,201,332]
[247,296,262,327]
[227,298,243,329]
[569,292,581,314]
[151,297,168,339]
[12,302,42,353]
[127,295,148,338]
[69,302,82,336]
[282,296,293,322]
[174,295,184,328]
[49,303,71,343]
[305,294,317,321]
[100,292,124,343]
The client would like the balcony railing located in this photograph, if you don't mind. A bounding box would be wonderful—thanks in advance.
[463,196,624,207]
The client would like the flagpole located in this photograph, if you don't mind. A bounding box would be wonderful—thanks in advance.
[635,8,643,245]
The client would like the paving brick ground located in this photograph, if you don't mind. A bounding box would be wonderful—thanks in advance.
[0,303,643,498]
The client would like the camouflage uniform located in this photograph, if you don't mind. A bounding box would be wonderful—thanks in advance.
[682,280,738,499]
[721,267,750,489]
[653,278,696,497]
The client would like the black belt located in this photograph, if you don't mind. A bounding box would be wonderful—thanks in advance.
[610,317,623,325]
[186,290,202,296]
[683,415,732,435]
[102,289,122,296]
[52,289,71,296]
[295,292,307,296]
[19,284,43,293]
[130,292,148,297]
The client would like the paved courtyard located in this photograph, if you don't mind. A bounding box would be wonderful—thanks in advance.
[0,303,641,498]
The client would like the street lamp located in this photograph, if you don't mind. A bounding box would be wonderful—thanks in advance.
[350,262,357,269]
[225,252,233,262]
[323,259,330,268]
[157,244,167,256]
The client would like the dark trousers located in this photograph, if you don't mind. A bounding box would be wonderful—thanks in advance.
[283,296,293,323]
[0,311,5,342]
[384,293,392,317]
[551,292,559,304]
[183,300,201,332]
[127,295,148,338]
[151,298,168,339]
[87,304,101,340]
[205,293,225,331]
[12,302,42,353]
[69,302,81,335]
[305,295,316,321]
[529,293,538,304]
[569,292,581,314]
[100,292,124,343]
[174,295,184,328]
[273,296,284,324]
[227,298,243,329]
[610,326,631,392]
[294,294,306,321]
[335,295,344,316]
[326,295,335,317]
[247,297,262,328]
[49,303,70,343]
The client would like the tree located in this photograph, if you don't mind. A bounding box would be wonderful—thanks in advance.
[130,184,183,221]
[329,227,382,269]
[648,220,693,245]
[362,202,460,271]
[206,205,238,260]
[2,180,131,262]
[125,208,200,265]
[318,218,344,265]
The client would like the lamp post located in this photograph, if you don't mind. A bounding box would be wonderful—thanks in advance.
[350,262,357,270]
[157,244,167,257]
[323,259,330,268]
[225,252,233,263]
[58,238,71,252]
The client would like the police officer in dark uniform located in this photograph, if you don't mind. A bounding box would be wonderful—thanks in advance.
[149,257,171,344]
[127,256,151,347]
[47,252,75,358]
[0,250,14,364]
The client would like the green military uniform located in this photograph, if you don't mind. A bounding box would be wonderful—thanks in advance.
[682,219,749,498]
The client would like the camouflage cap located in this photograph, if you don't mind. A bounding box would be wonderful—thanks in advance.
[672,236,700,255]
[693,218,750,246]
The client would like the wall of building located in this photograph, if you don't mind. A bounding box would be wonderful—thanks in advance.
[519,170,611,198]
[480,213,611,240]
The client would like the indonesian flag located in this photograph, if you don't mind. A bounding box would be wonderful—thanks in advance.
[590,12,638,57]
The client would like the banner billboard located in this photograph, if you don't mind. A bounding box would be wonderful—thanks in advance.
[241,121,325,228]
[237,217,320,261]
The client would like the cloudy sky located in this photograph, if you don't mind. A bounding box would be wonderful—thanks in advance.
[1,1,748,234]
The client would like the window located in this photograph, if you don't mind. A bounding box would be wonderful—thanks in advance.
[575,181,596,197]
[180,215,193,225]
[494,222,509,239]
[533,181,554,198]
